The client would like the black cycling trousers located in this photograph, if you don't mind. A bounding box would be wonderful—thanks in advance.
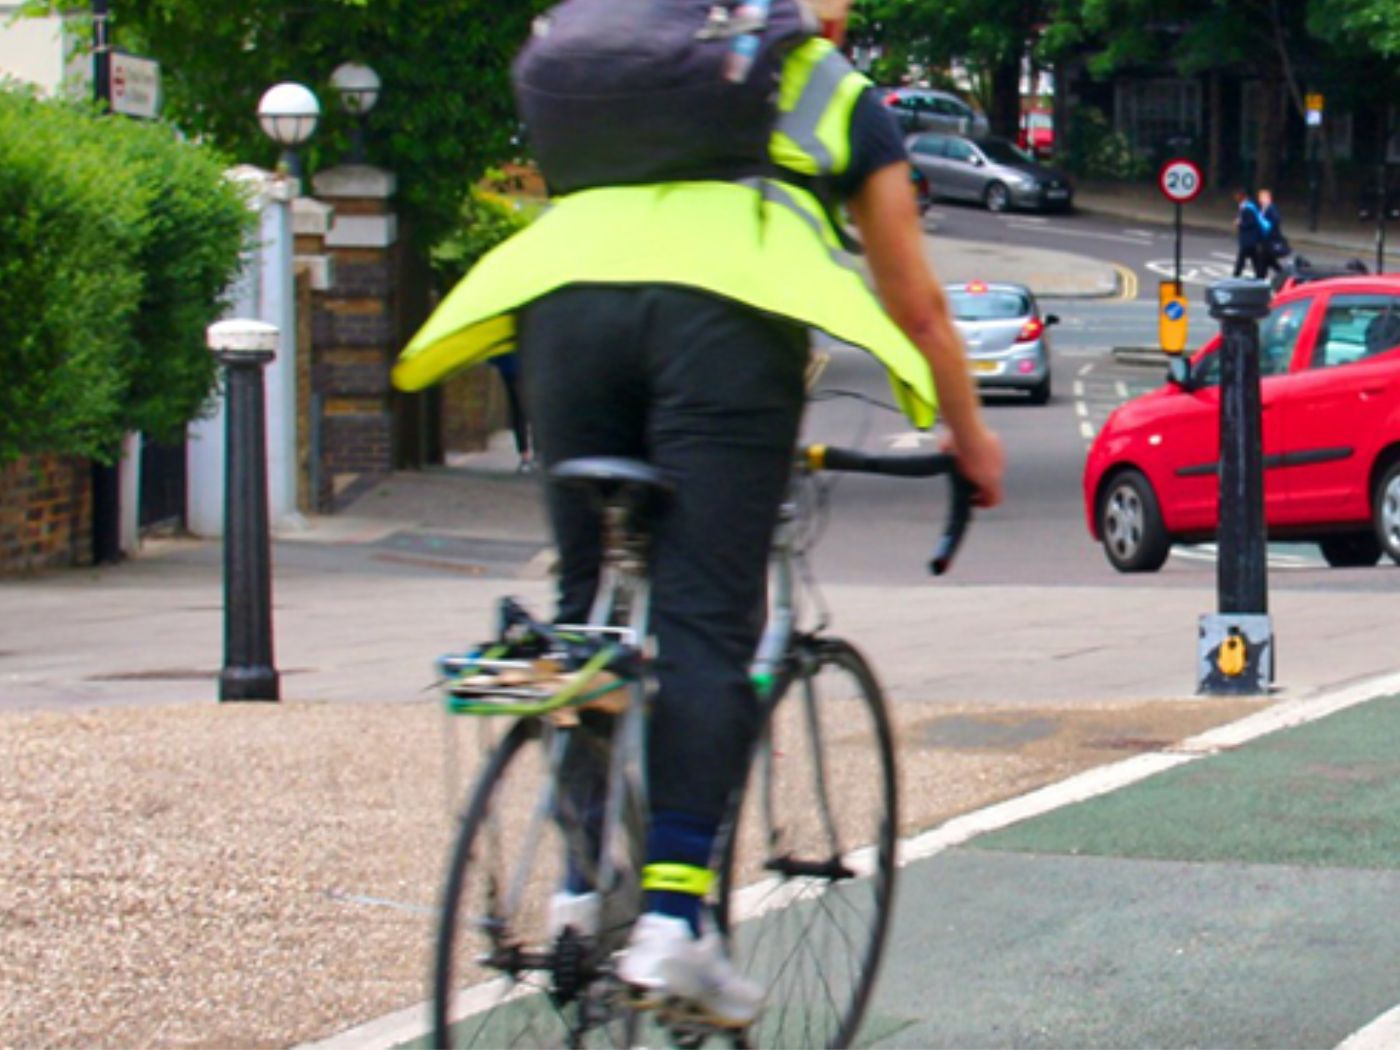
[519,286,807,821]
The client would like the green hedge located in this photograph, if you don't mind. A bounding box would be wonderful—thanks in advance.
[0,90,252,463]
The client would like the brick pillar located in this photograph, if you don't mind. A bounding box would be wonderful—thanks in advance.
[310,164,398,506]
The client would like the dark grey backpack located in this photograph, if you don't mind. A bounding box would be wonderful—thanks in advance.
[514,0,814,195]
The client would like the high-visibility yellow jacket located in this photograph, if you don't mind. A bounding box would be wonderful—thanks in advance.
[392,38,936,427]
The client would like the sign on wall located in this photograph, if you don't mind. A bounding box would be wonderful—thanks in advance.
[110,52,160,120]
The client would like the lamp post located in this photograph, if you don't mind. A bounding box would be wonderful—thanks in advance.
[209,319,280,702]
[330,61,381,162]
[255,83,319,526]
[256,81,320,178]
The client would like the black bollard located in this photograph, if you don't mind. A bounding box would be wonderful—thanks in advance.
[1199,279,1274,695]
[209,320,281,702]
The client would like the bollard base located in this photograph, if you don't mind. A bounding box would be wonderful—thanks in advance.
[220,665,281,702]
[1197,613,1274,695]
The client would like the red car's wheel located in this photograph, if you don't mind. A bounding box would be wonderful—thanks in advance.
[1098,470,1170,573]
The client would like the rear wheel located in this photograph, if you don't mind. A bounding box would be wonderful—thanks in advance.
[1374,460,1400,565]
[984,181,1011,213]
[717,638,897,1049]
[1028,374,1051,405]
[1318,533,1382,568]
[1098,470,1170,573]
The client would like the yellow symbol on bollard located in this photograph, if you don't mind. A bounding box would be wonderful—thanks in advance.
[1218,635,1247,677]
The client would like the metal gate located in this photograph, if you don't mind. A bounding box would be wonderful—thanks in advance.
[139,438,187,531]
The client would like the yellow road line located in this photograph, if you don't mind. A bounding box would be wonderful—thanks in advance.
[1113,263,1139,301]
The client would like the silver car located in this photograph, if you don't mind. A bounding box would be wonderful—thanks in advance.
[882,88,989,137]
[947,281,1058,404]
[907,132,1074,213]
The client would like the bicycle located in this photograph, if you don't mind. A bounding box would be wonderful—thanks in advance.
[431,446,972,1049]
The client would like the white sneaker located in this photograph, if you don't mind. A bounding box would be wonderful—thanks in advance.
[616,913,764,1028]
[547,890,600,938]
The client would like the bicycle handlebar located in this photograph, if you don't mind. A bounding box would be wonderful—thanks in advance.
[802,445,974,576]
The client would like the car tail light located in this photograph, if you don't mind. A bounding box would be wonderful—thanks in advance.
[1015,318,1045,343]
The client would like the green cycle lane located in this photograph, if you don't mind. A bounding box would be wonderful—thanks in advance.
[863,693,1400,1049]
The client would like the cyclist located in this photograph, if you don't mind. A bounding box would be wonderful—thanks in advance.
[394,0,1003,1026]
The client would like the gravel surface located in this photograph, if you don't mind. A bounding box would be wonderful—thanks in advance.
[1,695,1259,1048]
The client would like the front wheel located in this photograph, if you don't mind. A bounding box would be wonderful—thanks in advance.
[1374,460,1400,565]
[1098,470,1171,572]
[717,637,897,1049]
[984,181,1011,212]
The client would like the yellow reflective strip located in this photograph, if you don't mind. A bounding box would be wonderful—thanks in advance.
[392,316,516,392]
[641,863,715,896]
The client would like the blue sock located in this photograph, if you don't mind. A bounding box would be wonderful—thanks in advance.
[644,810,717,936]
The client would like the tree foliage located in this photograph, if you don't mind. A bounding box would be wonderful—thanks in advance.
[28,0,551,252]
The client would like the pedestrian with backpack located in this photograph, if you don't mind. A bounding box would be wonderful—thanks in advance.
[394,0,1003,1025]
[1255,187,1290,281]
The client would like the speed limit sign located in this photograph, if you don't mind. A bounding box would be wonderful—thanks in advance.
[1159,158,1203,204]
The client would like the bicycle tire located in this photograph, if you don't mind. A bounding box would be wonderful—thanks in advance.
[717,637,898,1049]
[433,717,637,1049]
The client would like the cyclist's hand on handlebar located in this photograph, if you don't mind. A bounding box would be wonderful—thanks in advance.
[942,425,1004,509]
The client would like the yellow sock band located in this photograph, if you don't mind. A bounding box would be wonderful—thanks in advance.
[641,863,715,896]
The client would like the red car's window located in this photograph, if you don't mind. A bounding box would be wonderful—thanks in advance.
[1309,295,1400,370]
[1193,299,1310,387]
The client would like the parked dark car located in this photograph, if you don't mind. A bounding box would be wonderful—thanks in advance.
[906,132,1073,213]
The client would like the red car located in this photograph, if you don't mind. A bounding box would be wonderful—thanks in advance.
[1018,109,1054,159]
[1084,275,1400,571]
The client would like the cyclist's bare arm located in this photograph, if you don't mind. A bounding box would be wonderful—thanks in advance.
[847,161,1005,508]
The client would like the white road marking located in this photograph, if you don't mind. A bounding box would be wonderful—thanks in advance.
[1115,381,1129,400]
[1145,259,1235,286]
[1078,362,1094,377]
[1210,251,1237,262]
[1008,214,1049,225]
[1009,224,1154,246]
[1170,543,1322,570]
[1125,228,1156,239]
[1080,421,1095,439]
[1073,380,1085,398]
[1338,1004,1400,1050]
[1076,402,1089,418]
[889,431,933,449]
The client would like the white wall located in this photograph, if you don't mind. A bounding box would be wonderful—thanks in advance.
[0,7,85,97]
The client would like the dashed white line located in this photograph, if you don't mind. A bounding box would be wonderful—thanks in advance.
[1076,403,1089,418]
[1115,381,1129,400]
[1077,363,1094,377]
[1125,228,1156,239]
[1080,421,1096,440]
[1073,380,1085,398]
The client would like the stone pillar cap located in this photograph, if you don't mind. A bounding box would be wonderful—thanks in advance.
[208,318,280,353]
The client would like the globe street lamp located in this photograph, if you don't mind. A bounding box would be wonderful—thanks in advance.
[257,81,320,177]
[330,61,381,162]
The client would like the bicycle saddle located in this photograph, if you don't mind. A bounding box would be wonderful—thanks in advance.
[549,457,675,514]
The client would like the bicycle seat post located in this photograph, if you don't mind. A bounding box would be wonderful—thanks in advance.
[549,457,674,634]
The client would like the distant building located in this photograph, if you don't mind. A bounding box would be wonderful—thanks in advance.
[0,4,89,97]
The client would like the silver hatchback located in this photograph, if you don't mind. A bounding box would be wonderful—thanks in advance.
[907,132,1074,213]
[947,281,1058,404]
